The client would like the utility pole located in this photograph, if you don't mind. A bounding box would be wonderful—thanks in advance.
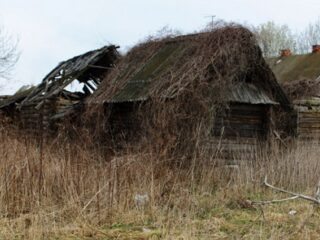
[205,15,216,29]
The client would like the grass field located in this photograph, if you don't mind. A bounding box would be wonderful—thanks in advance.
[1,189,319,239]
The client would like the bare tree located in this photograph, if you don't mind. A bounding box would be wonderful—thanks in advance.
[0,25,19,80]
[252,21,296,57]
[296,18,320,54]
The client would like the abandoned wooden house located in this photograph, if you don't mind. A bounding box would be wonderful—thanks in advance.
[268,45,320,140]
[87,26,290,159]
[0,45,119,135]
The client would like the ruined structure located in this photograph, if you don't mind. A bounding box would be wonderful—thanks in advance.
[0,45,119,135]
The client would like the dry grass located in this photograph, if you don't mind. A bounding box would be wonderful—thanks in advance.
[0,127,319,239]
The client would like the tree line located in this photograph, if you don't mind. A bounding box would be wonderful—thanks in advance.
[252,19,320,57]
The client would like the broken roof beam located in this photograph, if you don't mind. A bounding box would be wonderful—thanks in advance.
[18,45,119,107]
[88,64,114,70]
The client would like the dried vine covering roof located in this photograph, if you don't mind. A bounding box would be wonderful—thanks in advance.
[282,78,320,101]
[268,54,320,100]
[88,25,289,109]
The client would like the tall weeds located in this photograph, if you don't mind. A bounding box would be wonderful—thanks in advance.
[0,128,319,229]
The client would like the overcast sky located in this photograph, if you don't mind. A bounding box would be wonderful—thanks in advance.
[1,0,320,94]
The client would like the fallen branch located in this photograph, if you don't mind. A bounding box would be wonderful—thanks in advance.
[251,196,299,205]
[263,176,320,205]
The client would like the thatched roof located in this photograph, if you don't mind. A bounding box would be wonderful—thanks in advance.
[268,54,320,100]
[88,26,289,109]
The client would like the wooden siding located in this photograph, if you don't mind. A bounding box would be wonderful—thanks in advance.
[11,95,82,137]
[212,103,270,161]
[213,104,269,139]
[209,138,261,163]
[19,98,57,135]
[297,109,320,140]
[105,102,272,161]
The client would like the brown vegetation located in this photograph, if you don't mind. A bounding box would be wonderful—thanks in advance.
[0,126,320,239]
[0,23,313,239]
[282,78,320,101]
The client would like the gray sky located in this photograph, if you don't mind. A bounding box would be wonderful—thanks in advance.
[1,0,320,94]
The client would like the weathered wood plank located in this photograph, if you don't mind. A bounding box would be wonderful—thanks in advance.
[299,112,320,117]
[298,122,320,128]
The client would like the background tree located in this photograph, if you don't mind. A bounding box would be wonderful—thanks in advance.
[0,25,19,81]
[296,18,320,53]
[252,21,296,57]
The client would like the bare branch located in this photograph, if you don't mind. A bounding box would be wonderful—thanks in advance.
[0,25,20,81]
[263,176,320,204]
[251,196,299,205]
[251,21,296,57]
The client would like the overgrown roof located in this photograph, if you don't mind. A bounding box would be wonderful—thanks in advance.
[88,26,290,109]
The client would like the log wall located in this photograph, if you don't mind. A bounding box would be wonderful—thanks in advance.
[296,109,320,140]
[106,102,272,162]
[212,103,270,162]
[19,98,57,136]
[213,103,269,139]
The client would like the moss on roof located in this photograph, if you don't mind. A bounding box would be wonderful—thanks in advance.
[268,53,320,83]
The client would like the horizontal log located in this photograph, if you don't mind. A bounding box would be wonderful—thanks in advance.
[212,144,260,151]
[298,134,320,139]
[298,122,320,128]
[213,125,264,132]
[230,104,267,111]
[216,118,263,125]
[215,110,266,120]
[20,110,54,116]
[298,126,320,130]
[22,102,56,108]
[212,128,265,138]
[298,131,320,135]
[209,138,259,144]
[215,119,263,126]
[298,118,320,123]
[298,112,320,117]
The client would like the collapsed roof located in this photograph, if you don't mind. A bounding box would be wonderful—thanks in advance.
[0,45,119,112]
[0,86,35,109]
[19,45,119,109]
